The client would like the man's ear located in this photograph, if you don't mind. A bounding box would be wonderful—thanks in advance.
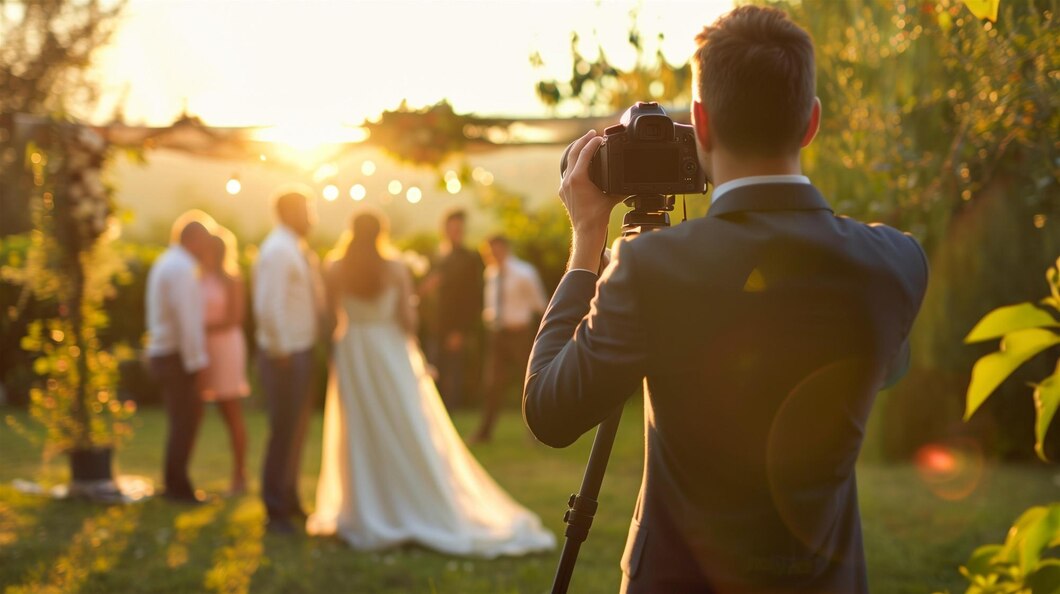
[692,100,712,153]
[800,97,822,148]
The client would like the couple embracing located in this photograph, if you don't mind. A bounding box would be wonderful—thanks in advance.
[255,188,554,556]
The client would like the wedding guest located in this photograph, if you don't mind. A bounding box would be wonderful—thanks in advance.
[145,210,215,504]
[423,209,483,409]
[201,228,250,496]
[254,186,324,534]
[469,234,547,443]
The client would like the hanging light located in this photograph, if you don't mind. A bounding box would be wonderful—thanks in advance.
[471,166,494,186]
[388,180,402,195]
[226,175,242,195]
[406,186,422,204]
[323,184,340,201]
[349,184,367,201]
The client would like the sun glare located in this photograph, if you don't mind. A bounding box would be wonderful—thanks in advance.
[252,125,368,151]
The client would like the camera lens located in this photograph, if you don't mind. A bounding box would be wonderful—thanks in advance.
[683,160,697,173]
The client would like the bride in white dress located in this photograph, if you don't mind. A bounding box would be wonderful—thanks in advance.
[306,209,555,557]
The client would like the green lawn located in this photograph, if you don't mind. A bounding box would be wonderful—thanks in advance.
[1,403,1056,594]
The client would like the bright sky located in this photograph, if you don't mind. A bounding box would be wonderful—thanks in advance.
[90,0,734,128]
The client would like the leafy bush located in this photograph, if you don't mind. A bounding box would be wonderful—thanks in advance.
[953,504,1060,593]
[945,258,1060,593]
[964,257,1060,460]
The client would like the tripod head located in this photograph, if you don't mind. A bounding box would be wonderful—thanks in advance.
[621,194,675,237]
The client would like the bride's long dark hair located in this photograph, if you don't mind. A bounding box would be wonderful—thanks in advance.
[337,209,388,298]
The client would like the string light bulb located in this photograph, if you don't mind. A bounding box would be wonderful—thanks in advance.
[406,186,422,204]
[226,175,242,195]
[388,180,402,195]
[349,184,366,201]
[323,184,340,201]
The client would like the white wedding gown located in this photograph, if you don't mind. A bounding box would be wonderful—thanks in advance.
[306,285,556,557]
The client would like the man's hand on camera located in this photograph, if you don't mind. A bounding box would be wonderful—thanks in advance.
[559,130,624,274]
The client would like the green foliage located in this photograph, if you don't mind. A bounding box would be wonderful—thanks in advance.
[477,183,572,294]
[954,504,1060,593]
[773,0,1058,252]
[364,100,477,168]
[0,0,128,236]
[965,258,1060,460]
[0,0,127,115]
[531,7,692,114]
[1,123,135,455]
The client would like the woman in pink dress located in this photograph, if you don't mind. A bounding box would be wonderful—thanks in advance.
[201,229,250,495]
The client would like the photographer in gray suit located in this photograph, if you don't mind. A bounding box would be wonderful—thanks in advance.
[524,6,928,593]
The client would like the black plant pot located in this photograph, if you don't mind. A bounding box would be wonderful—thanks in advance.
[69,447,114,483]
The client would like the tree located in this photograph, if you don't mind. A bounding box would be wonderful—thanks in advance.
[0,0,127,236]
[531,7,692,115]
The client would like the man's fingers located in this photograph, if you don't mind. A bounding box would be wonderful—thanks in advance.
[564,130,597,180]
[572,136,604,183]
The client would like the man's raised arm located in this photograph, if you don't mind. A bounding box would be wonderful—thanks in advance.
[523,239,647,447]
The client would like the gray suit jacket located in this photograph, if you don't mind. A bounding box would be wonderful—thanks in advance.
[524,183,928,593]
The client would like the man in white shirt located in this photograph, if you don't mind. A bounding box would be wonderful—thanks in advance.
[145,211,214,504]
[253,187,323,534]
[470,234,548,443]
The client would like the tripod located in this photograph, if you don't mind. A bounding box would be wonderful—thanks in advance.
[550,194,674,594]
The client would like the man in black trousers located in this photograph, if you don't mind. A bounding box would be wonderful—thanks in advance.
[426,209,484,409]
[145,212,215,504]
[524,6,928,593]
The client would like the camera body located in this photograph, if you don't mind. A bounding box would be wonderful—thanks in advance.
[562,102,707,196]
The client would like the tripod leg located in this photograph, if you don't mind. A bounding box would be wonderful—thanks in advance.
[550,406,625,594]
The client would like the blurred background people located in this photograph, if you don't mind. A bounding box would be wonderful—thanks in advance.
[145,210,215,504]
[470,234,547,444]
[423,209,483,409]
[254,187,325,534]
[200,228,250,496]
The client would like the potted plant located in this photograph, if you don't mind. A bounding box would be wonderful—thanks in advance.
[4,118,136,501]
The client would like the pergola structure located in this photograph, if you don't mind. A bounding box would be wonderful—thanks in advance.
[10,102,692,168]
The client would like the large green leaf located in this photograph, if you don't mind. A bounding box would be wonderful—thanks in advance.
[962,0,1000,22]
[966,329,1060,420]
[1033,362,1060,462]
[965,303,1060,344]
[997,505,1060,577]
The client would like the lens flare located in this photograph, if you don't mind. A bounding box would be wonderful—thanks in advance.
[914,440,984,501]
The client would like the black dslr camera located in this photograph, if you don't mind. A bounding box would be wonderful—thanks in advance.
[561,102,706,196]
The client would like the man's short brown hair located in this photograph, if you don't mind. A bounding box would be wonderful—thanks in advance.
[693,6,816,157]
